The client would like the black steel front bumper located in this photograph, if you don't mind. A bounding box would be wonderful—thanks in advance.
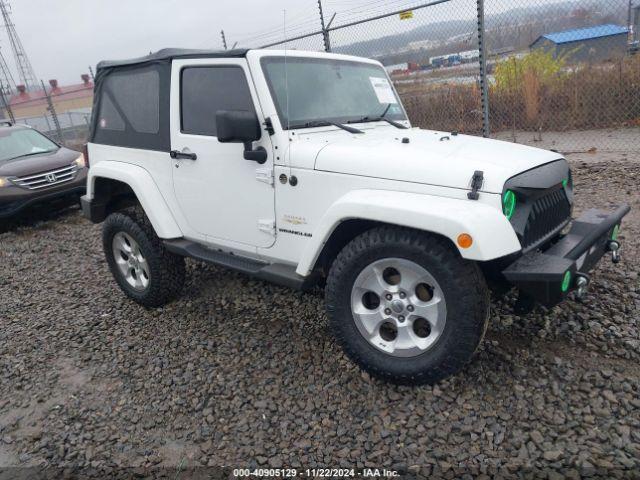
[502,204,630,307]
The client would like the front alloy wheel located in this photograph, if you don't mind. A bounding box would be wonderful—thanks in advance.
[326,226,490,385]
[351,258,447,357]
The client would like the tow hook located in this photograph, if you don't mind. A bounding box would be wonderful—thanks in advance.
[575,274,590,300]
[607,240,621,264]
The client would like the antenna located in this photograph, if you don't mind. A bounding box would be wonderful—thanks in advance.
[0,0,37,91]
[283,9,292,176]
[283,10,290,132]
[221,30,228,50]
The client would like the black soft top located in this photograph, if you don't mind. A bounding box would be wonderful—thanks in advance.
[96,48,249,70]
[90,47,250,152]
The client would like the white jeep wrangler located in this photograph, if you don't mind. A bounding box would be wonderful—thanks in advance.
[81,48,629,385]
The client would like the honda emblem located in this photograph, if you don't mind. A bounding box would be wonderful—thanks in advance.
[46,173,57,183]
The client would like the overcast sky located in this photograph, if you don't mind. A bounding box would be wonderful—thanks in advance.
[2,0,576,87]
[3,0,323,85]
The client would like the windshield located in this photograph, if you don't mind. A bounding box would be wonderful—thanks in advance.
[261,56,407,129]
[0,128,59,162]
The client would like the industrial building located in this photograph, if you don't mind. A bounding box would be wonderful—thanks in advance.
[7,76,94,118]
[530,24,630,63]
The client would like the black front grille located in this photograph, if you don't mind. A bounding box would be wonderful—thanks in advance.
[522,188,571,248]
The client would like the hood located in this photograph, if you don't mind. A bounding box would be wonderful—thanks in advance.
[290,127,563,193]
[0,147,79,177]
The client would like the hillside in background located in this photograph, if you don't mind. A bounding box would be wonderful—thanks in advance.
[331,0,628,65]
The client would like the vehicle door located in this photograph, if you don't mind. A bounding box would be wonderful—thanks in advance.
[170,58,275,248]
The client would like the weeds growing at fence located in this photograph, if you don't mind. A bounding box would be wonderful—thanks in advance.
[396,53,640,136]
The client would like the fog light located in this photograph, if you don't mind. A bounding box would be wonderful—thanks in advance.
[610,225,619,241]
[457,233,473,249]
[502,190,516,220]
[561,271,572,292]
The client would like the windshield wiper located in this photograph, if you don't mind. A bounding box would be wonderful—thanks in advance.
[352,116,409,130]
[348,103,409,130]
[290,120,364,134]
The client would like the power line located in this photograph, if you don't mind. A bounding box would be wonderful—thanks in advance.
[236,0,424,47]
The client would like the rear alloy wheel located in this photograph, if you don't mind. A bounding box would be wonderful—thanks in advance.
[111,232,151,291]
[103,207,185,308]
[326,226,490,385]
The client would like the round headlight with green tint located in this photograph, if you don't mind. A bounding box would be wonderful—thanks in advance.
[561,271,572,293]
[502,190,516,220]
[611,224,619,241]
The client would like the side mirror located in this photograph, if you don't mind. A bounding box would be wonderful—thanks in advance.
[216,110,261,143]
[216,110,267,164]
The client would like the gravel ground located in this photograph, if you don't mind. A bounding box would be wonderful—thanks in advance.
[0,152,638,478]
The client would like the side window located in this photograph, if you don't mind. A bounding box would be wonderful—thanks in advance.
[97,67,160,134]
[181,66,255,137]
[97,95,125,132]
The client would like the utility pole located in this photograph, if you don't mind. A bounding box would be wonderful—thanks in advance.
[0,82,15,123]
[41,80,63,144]
[317,0,331,52]
[221,30,228,50]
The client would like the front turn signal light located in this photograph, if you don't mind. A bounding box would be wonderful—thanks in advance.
[457,233,473,249]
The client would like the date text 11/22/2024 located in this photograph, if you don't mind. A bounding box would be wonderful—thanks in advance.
[232,468,400,477]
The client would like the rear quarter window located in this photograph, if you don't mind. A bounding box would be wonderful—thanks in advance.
[91,63,170,151]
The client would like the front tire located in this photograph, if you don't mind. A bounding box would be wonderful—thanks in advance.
[102,207,185,308]
[325,226,490,385]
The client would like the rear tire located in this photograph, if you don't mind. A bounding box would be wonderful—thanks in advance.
[325,226,490,385]
[102,206,185,308]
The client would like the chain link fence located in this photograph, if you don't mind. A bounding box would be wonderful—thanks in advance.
[229,0,639,154]
[0,84,92,150]
[1,0,638,154]
[485,0,639,153]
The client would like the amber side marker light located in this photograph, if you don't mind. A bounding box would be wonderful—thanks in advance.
[457,233,473,249]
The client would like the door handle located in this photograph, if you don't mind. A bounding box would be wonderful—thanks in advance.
[170,150,197,161]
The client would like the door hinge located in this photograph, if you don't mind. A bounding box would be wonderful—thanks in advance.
[256,167,274,186]
[258,219,276,236]
[263,117,275,135]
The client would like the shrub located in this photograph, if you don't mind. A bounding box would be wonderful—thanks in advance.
[493,50,566,92]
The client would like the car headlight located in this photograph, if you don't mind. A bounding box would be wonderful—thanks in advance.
[73,153,87,168]
[0,176,11,188]
[502,190,517,220]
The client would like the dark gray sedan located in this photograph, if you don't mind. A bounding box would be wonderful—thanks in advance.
[0,123,87,218]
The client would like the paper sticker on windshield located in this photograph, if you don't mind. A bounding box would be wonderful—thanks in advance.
[369,77,397,104]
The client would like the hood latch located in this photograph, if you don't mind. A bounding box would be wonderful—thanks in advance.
[467,170,484,200]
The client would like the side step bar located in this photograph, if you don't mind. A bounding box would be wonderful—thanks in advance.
[163,239,316,291]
